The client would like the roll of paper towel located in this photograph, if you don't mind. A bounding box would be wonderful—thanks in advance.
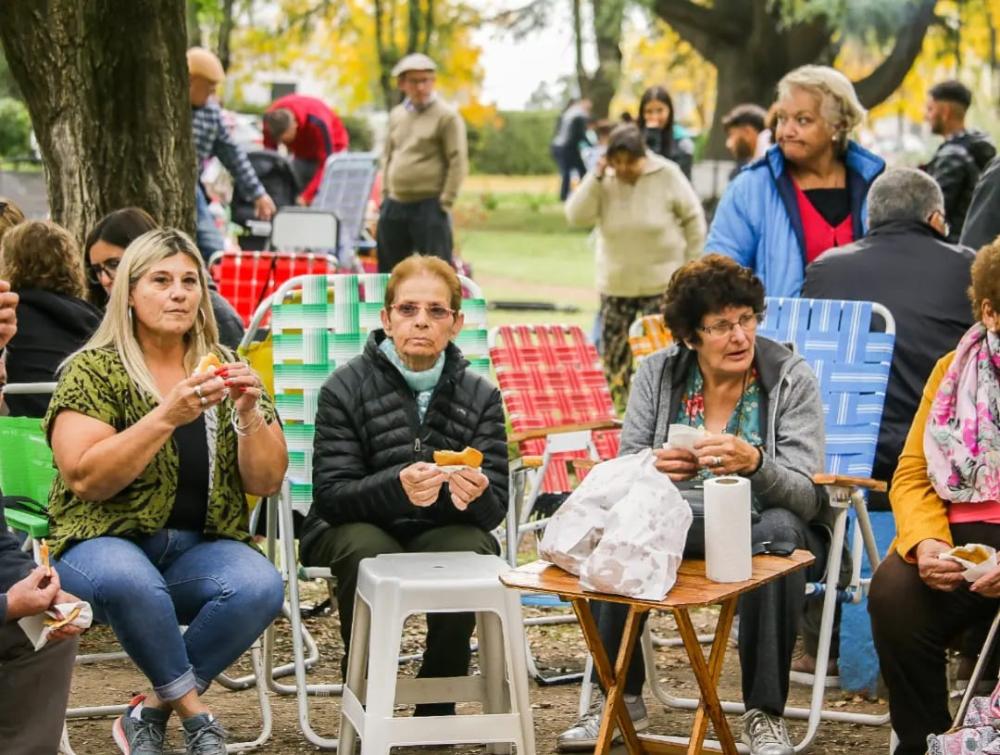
[704,476,752,582]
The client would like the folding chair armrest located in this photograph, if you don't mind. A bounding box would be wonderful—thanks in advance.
[812,473,887,493]
[518,456,543,469]
[571,459,598,475]
[508,418,621,444]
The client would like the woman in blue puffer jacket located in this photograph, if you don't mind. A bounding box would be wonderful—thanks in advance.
[706,65,885,297]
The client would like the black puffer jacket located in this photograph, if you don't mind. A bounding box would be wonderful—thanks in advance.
[300,330,508,557]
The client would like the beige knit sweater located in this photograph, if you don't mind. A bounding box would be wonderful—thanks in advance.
[565,153,706,297]
[383,99,468,209]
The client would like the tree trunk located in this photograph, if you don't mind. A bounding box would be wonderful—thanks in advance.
[654,0,936,158]
[186,0,202,47]
[217,0,237,71]
[0,1,196,241]
[586,0,624,119]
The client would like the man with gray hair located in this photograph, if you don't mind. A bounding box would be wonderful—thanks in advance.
[804,166,973,502]
[798,167,974,676]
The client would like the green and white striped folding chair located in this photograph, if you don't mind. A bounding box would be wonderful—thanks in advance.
[254,271,487,749]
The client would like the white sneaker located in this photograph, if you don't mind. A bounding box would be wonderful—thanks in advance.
[740,708,793,755]
[556,693,649,752]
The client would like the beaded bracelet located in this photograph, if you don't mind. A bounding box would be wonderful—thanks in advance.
[232,410,266,437]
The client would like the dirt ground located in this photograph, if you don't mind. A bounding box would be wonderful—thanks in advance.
[64,580,895,755]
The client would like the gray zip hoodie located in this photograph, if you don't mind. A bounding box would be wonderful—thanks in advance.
[621,336,830,528]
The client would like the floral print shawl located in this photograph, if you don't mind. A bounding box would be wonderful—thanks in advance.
[925,323,1000,503]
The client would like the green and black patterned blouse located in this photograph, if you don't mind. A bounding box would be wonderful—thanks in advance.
[42,348,277,557]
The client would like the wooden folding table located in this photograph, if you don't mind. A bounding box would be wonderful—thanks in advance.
[500,552,814,754]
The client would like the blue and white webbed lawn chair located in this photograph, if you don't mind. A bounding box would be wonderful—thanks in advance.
[249,272,488,749]
[634,297,896,753]
[311,152,379,268]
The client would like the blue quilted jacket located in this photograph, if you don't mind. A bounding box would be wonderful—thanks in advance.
[705,141,885,297]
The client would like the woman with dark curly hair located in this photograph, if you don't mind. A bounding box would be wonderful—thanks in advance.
[869,239,1000,754]
[558,254,829,755]
[0,219,100,416]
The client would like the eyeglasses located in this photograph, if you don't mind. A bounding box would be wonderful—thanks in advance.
[87,258,121,285]
[698,311,764,339]
[390,303,455,320]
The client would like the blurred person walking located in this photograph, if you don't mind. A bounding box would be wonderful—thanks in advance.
[923,80,995,242]
[377,53,468,273]
[637,86,695,179]
[551,98,592,201]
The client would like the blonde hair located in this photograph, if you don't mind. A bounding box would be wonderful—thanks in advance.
[777,65,866,147]
[1,220,86,298]
[69,228,223,400]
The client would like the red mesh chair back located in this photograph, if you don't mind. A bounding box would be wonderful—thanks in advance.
[491,325,619,493]
[210,251,338,327]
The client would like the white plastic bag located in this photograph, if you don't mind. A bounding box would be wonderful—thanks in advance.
[579,455,692,600]
[538,450,655,575]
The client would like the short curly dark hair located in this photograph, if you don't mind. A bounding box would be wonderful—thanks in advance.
[970,238,1000,321]
[663,254,765,345]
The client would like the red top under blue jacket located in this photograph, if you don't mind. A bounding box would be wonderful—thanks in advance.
[705,141,885,297]
[264,94,349,204]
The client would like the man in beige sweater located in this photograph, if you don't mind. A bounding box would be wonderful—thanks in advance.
[377,53,469,273]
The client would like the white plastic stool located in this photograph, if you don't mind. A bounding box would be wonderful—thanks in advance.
[338,552,535,754]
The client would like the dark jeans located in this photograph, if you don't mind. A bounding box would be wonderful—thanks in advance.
[195,183,226,264]
[302,522,500,678]
[590,507,830,715]
[376,197,453,273]
[0,624,77,754]
[551,144,586,201]
[870,521,1000,755]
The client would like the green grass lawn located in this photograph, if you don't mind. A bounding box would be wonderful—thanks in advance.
[453,177,598,329]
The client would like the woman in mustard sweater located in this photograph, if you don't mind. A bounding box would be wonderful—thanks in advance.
[565,123,705,407]
[869,240,1000,755]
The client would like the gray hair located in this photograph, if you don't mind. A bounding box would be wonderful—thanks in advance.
[777,65,866,145]
[867,168,944,229]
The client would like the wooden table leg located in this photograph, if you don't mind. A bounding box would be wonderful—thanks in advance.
[672,598,739,755]
[570,597,647,754]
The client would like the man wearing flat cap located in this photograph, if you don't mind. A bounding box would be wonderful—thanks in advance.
[187,47,276,260]
[377,53,468,273]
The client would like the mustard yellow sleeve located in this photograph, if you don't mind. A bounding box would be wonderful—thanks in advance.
[890,352,956,562]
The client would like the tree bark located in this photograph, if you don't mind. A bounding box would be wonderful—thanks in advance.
[217,0,237,71]
[573,0,624,119]
[0,0,196,241]
[654,0,936,158]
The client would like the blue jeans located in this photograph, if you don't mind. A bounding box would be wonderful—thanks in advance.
[195,183,226,264]
[55,530,283,701]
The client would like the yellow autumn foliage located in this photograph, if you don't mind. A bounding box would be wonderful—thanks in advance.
[227,0,489,119]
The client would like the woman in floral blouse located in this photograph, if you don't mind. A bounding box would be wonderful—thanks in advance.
[558,255,826,755]
[870,240,1000,755]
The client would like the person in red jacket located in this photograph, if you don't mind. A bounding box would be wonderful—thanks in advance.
[263,94,349,205]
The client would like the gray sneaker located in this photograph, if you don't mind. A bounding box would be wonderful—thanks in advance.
[741,708,794,755]
[556,692,649,752]
[181,714,227,755]
[112,695,168,754]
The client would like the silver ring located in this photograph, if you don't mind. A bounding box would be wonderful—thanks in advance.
[200,395,208,407]
[194,385,203,399]
[713,455,723,467]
